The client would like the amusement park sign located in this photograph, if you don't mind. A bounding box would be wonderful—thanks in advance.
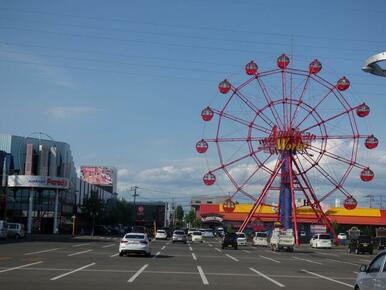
[259,126,316,154]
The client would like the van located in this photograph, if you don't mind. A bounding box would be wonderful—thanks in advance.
[0,220,8,239]
[253,232,269,247]
[7,223,25,239]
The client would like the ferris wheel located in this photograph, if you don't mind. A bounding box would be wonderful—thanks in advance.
[196,54,378,245]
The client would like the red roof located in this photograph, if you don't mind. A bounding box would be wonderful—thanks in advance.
[199,204,386,226]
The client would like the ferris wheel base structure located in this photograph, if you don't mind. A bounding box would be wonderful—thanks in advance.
[198,54,377,246]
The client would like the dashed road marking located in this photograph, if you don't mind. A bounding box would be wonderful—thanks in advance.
[24,248,60,256]
[315,252,339,257]
[102,244,116,248]
[154,251,161,258]
[197,266,209,285]
[189,246,193,251]
[353,271,358,274]
[0,261,43,273]
[260,255,280,263]
[128,264,148,283]
[161,246,166,250]
[301,269,353,288]
[68,249,93,256]
[208,244,213,247]
[72,243,91,248]
[359,259,371,263]
[265,249,279,255]
[225,254,239,262]
[249,267,285,288]
[50,263,96,281]
[293,256,322,265]
[242,250,250,253]
[214,248,222,252]
[110,253,119,258]
[192,253,197,260]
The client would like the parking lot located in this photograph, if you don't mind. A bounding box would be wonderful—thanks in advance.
[0,236,378,290]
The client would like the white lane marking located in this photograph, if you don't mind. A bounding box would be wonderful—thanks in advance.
[189,246,193,251]
[166,242,170,245]
[192,253,197,260]
[359,259,371,263]
[225,254,239,262]
[161,246,166,250]
[24,248,60,256]
[102,244,115,248]
[301,269,353,288]
[110,253,119,257]
[68,249,93,256]
[153,251,161,258]
[197,266,209,285]
[293,256,322,265]
[214,248,222,252]
[50,263,96,281]
[0,261,43,273]
[326,258,359,266]
[315,252,339,257]
[72,243,91,248]
[128,264,148,283]
[353,271,358,274]
[260,255,280,263]
[242,250,250,253]
[249,267,285,288]
[208,244,213,247]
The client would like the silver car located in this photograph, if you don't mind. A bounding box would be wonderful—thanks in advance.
[7,223,25,239]
[172,230,187,244]
[355,250,386,290]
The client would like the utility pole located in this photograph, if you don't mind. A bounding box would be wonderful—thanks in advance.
[131,186,139,227]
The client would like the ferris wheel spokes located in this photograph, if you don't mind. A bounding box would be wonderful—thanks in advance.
[255,77,285,129]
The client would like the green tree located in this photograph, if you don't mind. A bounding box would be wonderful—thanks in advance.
[184,208,201,228]
[80,190,104,236]
[174,205,184,227]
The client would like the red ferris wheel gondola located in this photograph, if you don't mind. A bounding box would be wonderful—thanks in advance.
[336,76,350,91]
[365,135,378,149]
[357,103,370,117]
[218,79,231,94]
[201,107,214,121]
[360,168,374,182]
[309,59,322,74]
[245,61,258,75]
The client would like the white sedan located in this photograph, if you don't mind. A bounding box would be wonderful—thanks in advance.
[236,232,247,246]
[119,233,151,257]
[355,250,386,290]
[155,230,168,240]
[191,231,203,243]
[310,234,332,249]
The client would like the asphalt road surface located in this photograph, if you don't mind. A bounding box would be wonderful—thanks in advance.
[0,236,377,290]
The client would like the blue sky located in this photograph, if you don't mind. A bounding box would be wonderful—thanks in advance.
[1,0,386,208]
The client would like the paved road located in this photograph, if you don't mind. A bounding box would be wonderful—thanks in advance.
[0,236,377,289]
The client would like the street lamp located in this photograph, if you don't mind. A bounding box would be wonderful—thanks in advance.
[362,52,386,77]
[130,186,139,227]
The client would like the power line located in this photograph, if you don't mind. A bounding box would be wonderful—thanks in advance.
[3,7,386,44]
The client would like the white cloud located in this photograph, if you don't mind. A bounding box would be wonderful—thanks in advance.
[46,106,97,119]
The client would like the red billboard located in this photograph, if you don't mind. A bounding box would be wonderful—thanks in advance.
[80,166,114,186]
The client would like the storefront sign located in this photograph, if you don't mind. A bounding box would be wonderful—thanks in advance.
[201,215,223,223]
[8,175,69,189]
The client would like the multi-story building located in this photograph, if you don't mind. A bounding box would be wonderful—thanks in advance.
[0,133,77,234]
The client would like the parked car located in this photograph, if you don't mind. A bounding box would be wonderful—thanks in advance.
[270,228,294,252]
[338,232,348,240]
[374,237,386,250]
[202,229,214,239]
[119,233,151,257]
[355,250,386,289]
[349,235,374,255]
[155,230,168,240]
[0,220,8,239]
[191,231,203,243]
[172,230,187,244]
[310,234,332,249]
[253,232,269,247]
[7,223,25,239]
[222,232,238,250]
[236,232,247,246]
